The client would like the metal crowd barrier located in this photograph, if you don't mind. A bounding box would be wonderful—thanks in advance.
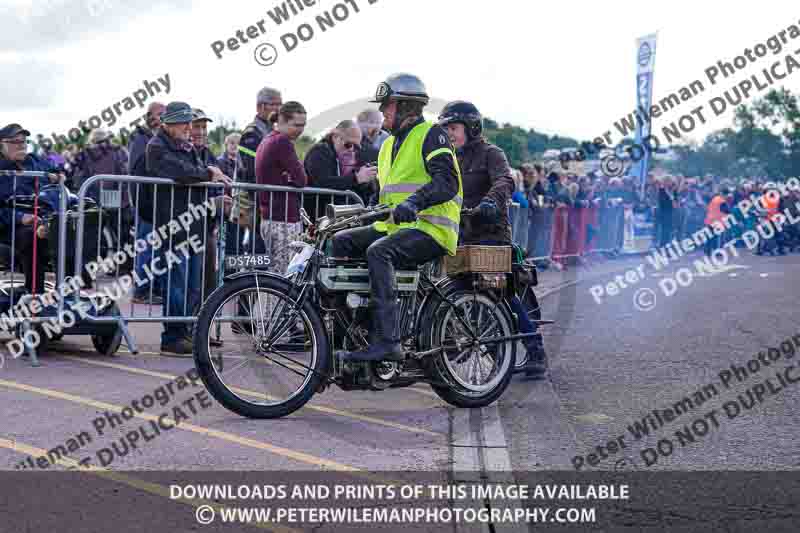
[3,171,630,363]
[0,170,70,366]
[508,203,527,249]
[68,175,363,355]
[510,204,628,266]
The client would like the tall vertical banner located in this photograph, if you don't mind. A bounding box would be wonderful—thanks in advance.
[634,33,657,197]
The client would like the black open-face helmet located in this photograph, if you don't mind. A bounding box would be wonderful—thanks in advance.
[370,73,430,108]
[437,100,483,139]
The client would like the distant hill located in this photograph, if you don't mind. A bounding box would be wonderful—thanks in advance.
[481,118,581,167]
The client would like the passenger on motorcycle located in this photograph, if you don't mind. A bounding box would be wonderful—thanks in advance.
[333,73,463,363]
[437,101,548,378]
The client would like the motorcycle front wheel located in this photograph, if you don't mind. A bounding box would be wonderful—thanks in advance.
[193,274,329,419]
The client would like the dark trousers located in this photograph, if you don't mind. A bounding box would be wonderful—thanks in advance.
[157,245,202,345]
[7,224,49,294]
[658,212,673,247]
[332,227,445,339]
[704,234,722,257]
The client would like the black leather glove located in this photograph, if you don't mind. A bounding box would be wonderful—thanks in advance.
[477,199,499,221]
[393,199,419,224]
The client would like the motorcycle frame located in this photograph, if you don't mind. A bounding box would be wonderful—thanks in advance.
[223,213,539,387]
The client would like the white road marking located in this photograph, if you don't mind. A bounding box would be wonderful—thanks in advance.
[452,409,481,482]
[452,406,527,532]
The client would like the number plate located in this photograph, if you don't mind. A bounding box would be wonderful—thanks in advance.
[225,254,272,269]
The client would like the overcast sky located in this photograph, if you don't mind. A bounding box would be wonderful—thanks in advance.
[2,0,799,147]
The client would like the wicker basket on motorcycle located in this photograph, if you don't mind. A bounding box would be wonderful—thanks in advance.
[445,245,512,275]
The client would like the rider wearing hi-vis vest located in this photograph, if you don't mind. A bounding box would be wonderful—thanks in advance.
[333,73,463,363]
[373,121,463,255]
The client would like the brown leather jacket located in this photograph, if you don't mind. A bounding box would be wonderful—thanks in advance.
[457,137,514,244]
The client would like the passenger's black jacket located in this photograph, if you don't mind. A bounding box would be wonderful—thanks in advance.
[456,137,514,244]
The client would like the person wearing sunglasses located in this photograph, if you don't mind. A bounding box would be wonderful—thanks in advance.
[303,119,378,218]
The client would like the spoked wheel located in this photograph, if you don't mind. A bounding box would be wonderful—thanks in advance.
[427,288,516,408]
[193,274,329,419]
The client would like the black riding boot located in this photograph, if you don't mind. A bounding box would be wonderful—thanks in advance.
[522,336,548,378]
[339,302,404,362]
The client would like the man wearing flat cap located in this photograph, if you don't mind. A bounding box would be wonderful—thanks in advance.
[190,107,231,322]
[191,108,216,167]
[142,102,232,355]
[0,123,56,295]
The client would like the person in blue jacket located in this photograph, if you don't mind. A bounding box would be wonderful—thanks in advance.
[0,123,57,294]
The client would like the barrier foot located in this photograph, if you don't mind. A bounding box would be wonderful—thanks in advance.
[118,319,139,355]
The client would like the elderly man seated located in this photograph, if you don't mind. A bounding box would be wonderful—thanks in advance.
[0,123,57,295]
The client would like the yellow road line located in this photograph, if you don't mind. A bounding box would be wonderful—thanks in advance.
[60,356,444,438]
[0,437,297,533]
[121,350,444,403]
[0,378,360,472]
[96,348,443,402]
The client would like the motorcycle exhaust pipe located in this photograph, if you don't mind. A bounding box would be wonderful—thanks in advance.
[326,204,366,221]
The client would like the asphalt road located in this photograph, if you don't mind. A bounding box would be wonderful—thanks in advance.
[501,251,800,472]
[5,251,799,474]
[1,250,799,531]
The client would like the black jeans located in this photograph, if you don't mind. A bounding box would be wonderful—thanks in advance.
[658,212,673,247]
[332,227,445,338]
[5,224,49,295]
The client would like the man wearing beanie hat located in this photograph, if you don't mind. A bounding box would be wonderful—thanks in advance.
[142,101,232,356]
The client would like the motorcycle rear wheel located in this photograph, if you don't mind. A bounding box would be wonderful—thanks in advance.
[425,285,516,408]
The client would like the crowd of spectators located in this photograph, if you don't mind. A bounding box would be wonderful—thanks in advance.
[504,160,800,260]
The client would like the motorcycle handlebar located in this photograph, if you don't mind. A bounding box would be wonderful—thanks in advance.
[356,207,393,224]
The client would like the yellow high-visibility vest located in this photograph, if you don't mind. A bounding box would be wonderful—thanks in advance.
[373,122,463,255]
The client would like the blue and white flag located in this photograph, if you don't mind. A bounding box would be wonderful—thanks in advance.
[634,33,657,195]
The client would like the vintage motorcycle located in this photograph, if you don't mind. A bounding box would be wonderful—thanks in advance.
[192,203,545,419]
